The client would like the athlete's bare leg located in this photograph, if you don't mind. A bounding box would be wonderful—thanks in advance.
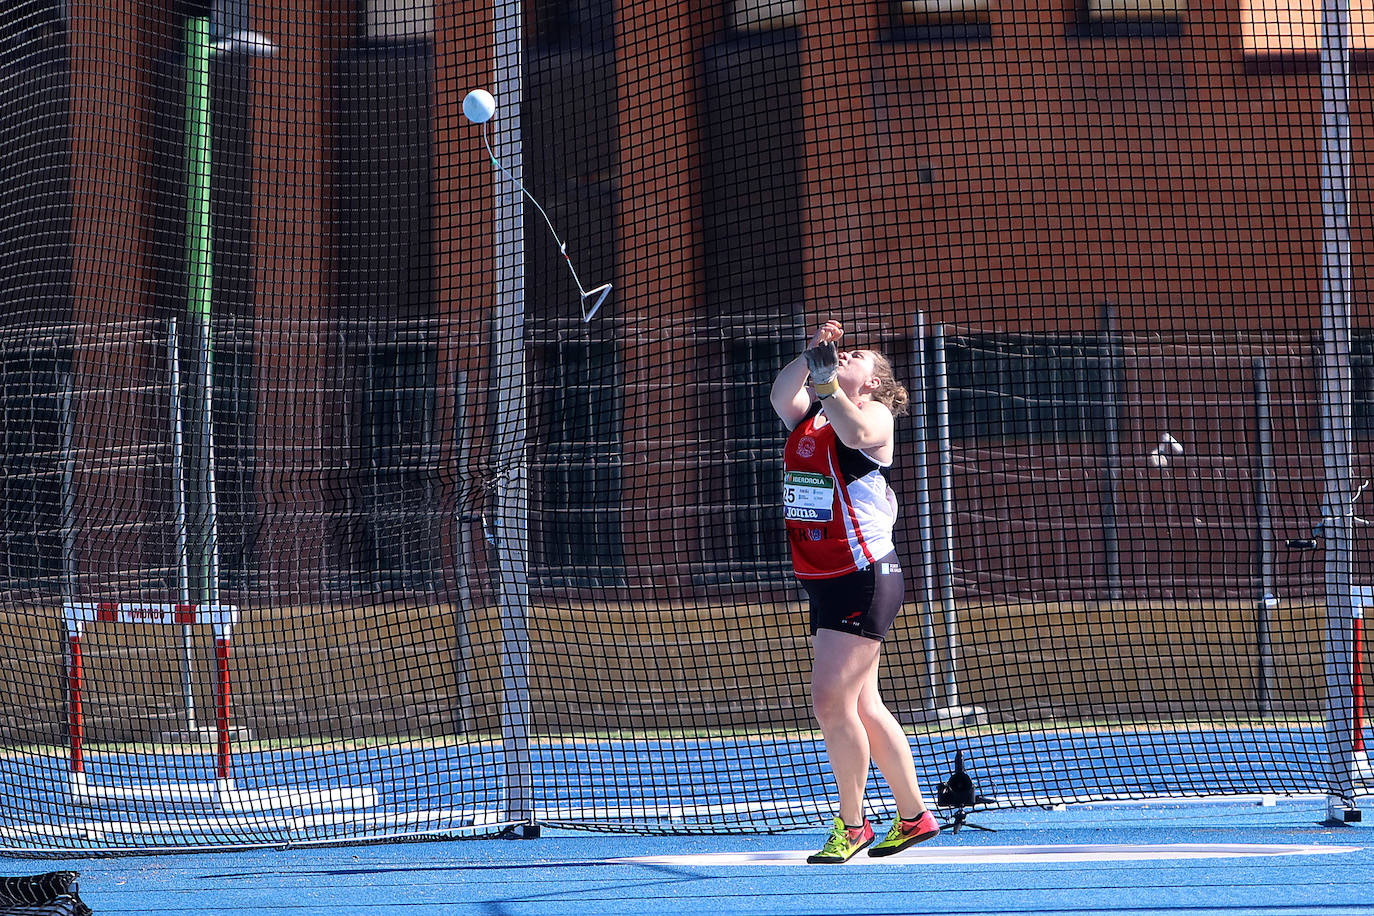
[812,629,929,824]
[811,629,881,825]
[857,656,928,818]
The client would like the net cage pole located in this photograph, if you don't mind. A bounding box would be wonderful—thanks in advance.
[1099,303,1123,602]
[186,14,223,613]
[935,324,984,723]
[1316,0,1362,823]
[934,323,956,710]
[178,13,220,737]
[453,370,475,736]
[1253,357,1275,718]
[59,372,77,605]
[491,0,535,833]
[170,318,197,732]
[59,373,79,773]
[912,312,939,713]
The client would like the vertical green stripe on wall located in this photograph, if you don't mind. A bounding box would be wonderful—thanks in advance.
[185,15,215,601]
[186,16,212,323]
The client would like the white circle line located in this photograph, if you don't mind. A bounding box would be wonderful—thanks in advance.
[607,844,1363,867]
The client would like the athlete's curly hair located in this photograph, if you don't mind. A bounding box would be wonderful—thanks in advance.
[869,352,910,417]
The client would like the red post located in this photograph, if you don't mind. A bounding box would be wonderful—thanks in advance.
[215,636,231,780]
[68,633,84,774]
[1355,608,1366,754]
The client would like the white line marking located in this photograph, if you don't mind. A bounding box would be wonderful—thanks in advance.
[609,844,1362,867]
[0,809,503,842]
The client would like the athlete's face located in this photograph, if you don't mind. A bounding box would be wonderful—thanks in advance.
[835,349,880,396]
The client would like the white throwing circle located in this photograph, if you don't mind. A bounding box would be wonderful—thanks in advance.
[607,843,1361,867]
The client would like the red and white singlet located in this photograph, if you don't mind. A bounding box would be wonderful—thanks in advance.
[782,401,898,579]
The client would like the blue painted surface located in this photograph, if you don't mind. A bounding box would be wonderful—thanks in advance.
[6,798,1371,915]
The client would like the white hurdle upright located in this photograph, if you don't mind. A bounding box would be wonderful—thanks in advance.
[64,602,377,812]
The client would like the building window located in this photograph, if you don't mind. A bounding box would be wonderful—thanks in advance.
[205,320,257,591]
[1085,0,1184,20]
[891,0,991,40]
[693,335,790,586]
[1077,0,1185,36]
[726,338,790,581]
[534,0,613,47]
[0,333,70,597]
[729,0,804,32]
[211,0,249,38]
[945,333,1110,443]
[0,0,64,61]
[531,339,623,588]
[334,332,441,590]
[364,0,433,40]
[1353,331,1374,439]
[1243,0,1373,60]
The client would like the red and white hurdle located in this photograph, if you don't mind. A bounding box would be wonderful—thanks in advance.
[1355,601,1370,779]
[64,602,376,812]
[1346,589,1372,785]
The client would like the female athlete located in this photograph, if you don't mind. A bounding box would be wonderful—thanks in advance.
[769,318,939,863]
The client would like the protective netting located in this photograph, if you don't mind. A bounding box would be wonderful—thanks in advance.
[0,0,1370,852]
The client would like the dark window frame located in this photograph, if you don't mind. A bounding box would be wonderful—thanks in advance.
[721,336,791,584]
[1072,0,1185,38]
[886,0,993,42]
[945,332,1112,444]
[0,333,71,596]
[532,0,614,49]
[334,328,443,591]
[530,336,625,589]
[210,0,251,39]
[1352,330,1374,440]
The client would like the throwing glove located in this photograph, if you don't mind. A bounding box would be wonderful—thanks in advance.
[804,341,840,398]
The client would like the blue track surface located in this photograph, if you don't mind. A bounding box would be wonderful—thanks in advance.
[6,798,1371,915]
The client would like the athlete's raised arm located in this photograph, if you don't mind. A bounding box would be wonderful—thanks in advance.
[771,320,842,430]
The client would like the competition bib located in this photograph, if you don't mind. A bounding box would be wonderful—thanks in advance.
[784,471,834,522]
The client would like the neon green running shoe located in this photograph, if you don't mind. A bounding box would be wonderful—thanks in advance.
[868,810,940,857]
[807,817,875,864]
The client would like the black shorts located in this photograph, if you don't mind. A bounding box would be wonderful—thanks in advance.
[800,552,905,642]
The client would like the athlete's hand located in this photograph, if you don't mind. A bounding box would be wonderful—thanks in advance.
[807,320,843,350]
[804,341,840,398]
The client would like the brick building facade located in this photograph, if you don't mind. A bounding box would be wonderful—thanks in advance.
[2,0,1371,606]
